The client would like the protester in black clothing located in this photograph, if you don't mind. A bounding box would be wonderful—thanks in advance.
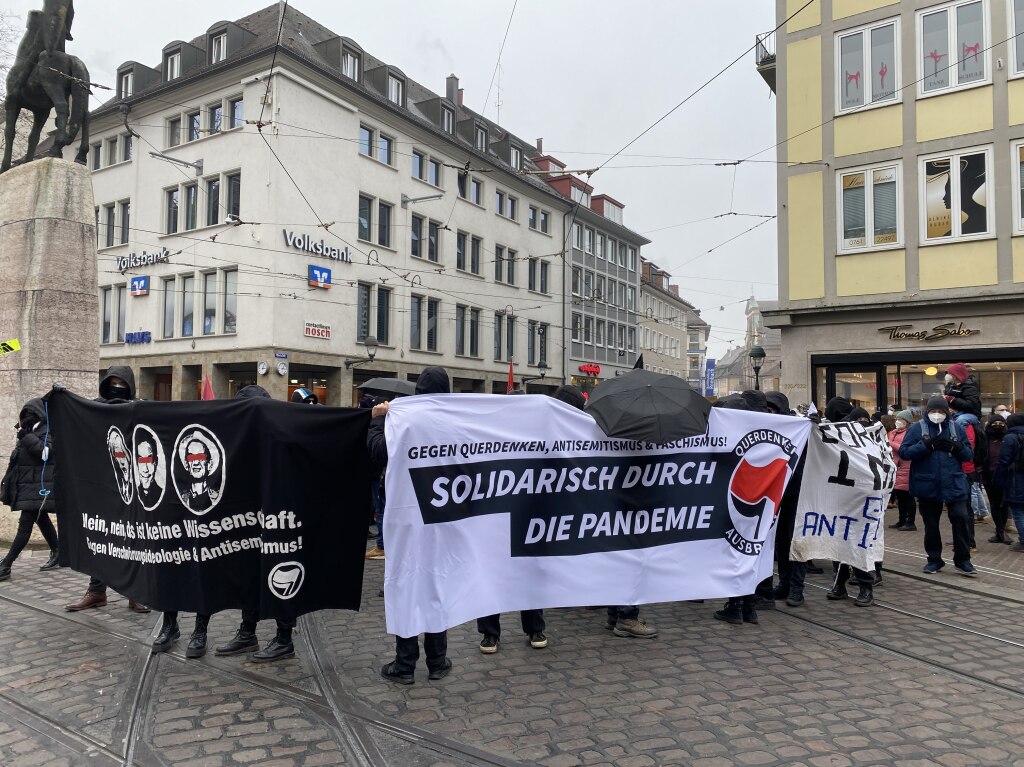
[983,416,1010,544]
[65,366,149,613]
[373,367,453,684]
[214,385,297,662]
[0,398,59,580]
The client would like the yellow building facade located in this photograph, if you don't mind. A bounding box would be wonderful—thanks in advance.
[762,0,1024,414]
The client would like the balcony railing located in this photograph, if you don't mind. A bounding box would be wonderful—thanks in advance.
[755,30,776,93]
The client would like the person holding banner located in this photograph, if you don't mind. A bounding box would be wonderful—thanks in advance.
[899,396,977,576]
[65,366,150,614]
[373,367,453,684]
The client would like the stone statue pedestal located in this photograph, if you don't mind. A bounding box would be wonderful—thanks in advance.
[0,158,98,544]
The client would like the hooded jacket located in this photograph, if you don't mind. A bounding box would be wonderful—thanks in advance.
[97,365,136,403]
[824,396,853,423]
[739,390,769,413]
[765,391,791,415]
[553,385,586,411]
[234,384,271,400]
[899,397,973,502]
[887,422,912,492]
[846,407,871,424]
[983,417,1007,478]
[994,414,1024,504]
[368,367,450,473]
[5,398,56,511]
[943,365,981,418]
[952,410,981,476]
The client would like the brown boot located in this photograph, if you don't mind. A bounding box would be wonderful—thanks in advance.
[128,600,151,614]
[65,591,107,611]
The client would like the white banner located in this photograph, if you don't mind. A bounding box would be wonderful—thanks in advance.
[382,395,811,637]
[790,422,894,571]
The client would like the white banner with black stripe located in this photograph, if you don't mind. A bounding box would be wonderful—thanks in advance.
[381,395,811,637]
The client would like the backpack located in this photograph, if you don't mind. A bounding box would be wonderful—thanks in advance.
[969,422,988,468]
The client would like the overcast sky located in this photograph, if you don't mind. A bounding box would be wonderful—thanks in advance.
[2,0,779,359]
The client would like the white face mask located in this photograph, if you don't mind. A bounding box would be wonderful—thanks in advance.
[928,412,946,425]
[944,374,955,385]
[895,419,908,430]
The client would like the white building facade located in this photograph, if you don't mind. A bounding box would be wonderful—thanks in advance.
[88,4,571,403]
[639,260,709,388]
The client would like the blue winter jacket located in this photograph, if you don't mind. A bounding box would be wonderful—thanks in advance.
[993,426,1024,505]
[899,417,973,502]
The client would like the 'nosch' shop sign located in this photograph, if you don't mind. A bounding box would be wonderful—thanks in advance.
[283,230,353,262]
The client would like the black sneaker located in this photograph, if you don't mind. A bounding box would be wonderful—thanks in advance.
[381,661,414,685]
[479,635,499,654]
[826,589,848,601]
[428,659,452,680]
[529,632,548,649]
[887,522,903,529]
[753,595,775,611]
[785,592,804,607]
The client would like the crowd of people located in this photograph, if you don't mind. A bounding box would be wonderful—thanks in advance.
[0,361,1020,686]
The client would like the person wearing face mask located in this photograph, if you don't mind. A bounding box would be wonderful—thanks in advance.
[942,363,982,419]
[899,396,976,576]
[992,405,1011,419]
[65,366,150,613]
[887,411,917,531]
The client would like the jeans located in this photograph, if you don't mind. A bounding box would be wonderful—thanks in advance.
[394,633,447,674]
[1008,503,1024,545]
[0,509,58,566]
[919,499,972,567]
[893,490,917,527]
[477,610,545,638]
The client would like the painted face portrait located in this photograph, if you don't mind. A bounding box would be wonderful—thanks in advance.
[132,425,167,511]
[172,425,226,515]
[107,426,133,504]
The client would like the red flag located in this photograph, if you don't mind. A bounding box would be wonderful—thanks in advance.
[201,375,215,401]
[506,358,515,394]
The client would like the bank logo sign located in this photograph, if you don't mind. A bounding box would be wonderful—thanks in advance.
[284,230,352,262]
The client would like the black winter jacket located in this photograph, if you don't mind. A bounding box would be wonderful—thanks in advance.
[98,365,136,403]
[6,398,55,512]
[944,375,982,418]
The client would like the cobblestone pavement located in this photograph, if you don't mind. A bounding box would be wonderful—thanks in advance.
[1,510,1022,767]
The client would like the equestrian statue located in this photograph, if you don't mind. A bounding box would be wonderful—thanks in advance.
[2,1,90,173]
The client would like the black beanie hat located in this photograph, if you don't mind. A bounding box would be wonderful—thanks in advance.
[553,384,586,411]
[1006,413,1024,430]
[925,395,950,414]
[824,396,853,422]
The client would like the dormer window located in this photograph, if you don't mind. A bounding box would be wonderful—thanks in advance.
[475,125,488,151]
[210,33,227,64]
[442,106,454,134]
[119,71,133,99]
[165,51,181,81]
[510,146,522,170]
[342,50,360,80]
[387,74,404,105]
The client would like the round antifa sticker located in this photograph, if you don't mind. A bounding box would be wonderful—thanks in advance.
[171,424,226,515]
[107,426,134,505]
[132,425,167,511]
[725,430,798,556]
[268,561,305,600]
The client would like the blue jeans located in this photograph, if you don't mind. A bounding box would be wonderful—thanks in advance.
[1008,503,1024,545]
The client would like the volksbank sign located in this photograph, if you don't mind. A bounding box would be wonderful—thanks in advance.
[283,230,353,263]
[117,249,171,274]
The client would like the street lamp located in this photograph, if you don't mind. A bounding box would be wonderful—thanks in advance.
[749,345,766,391]
[520,362,549,390]
[345,336,379,369]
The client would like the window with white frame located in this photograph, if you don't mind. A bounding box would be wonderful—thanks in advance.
[470,178,482,205]
[917,0,987,96]
[837,162,901,252]
[356,283,391,344]
[210,33,227,63]
[572,223,583,250]
[165,52,181,81]
[1014,0,1024,76]
[920,146,992,241]
[510,146,522,169]
[540,261,549,293]
[571,313,582,342]
[442,106,454,134]
[528,206,538,229]
[119,71,133,99]
[475,125,488,151]
[229,97,243,129]
[571,266,581,296]
[342,50,360,80]
[585,228,594,254]
[187,111,201,141]
[388,75,404,105]
[208,102,222,134]
[1013,140,1024,234]
[539,210,550,233]
[168,117,181,147]
[835,18,899,113]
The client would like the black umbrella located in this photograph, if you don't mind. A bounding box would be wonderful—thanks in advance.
[357,377,416,398]
[585,369,711,443]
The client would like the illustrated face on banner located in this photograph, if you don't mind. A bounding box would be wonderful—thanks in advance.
[725,432,798,555]
[132,425,166,511]
[107,427,133,504]
[172,424,226,515]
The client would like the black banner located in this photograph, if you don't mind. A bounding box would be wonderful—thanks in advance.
[48,390,371,618]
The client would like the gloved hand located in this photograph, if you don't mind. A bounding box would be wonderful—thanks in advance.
[922,436,935,451]
[931,437,954,453]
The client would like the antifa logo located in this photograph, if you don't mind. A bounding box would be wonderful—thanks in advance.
[725,431,797,555]
[268,562,305,600]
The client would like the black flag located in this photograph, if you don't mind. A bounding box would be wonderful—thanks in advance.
[633,354,644,370]
[47,389,371,619]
